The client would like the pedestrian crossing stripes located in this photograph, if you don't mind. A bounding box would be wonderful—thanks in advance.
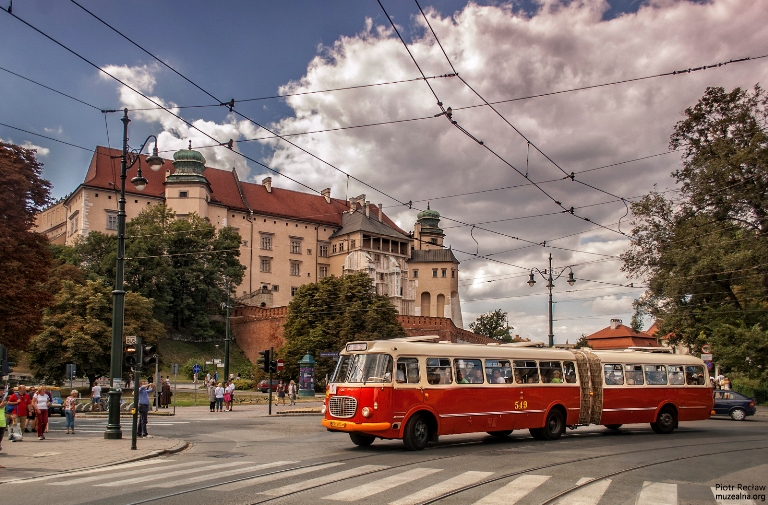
[6,457,745,504]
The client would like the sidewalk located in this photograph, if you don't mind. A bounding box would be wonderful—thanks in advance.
[0,431,187,482]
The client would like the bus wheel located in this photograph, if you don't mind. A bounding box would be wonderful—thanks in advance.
[651,407,677,434]
[604,424,622,430]
[403,414,429,451]
[487,430,513,438]
[541,409,565,440]
[349,432,375,446]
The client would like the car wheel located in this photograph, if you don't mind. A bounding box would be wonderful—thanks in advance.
[260,389,267,393]
[487,430,513,438]
[651,407,677,434]
[349,432,376,447]
[730,408,747,421]
[402,413,430,451]
[604,424,622,430]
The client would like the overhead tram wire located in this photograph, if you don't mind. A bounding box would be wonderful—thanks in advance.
[0,122,94,152]
[68,0,411,210]
[378,1,626,237]
[413,1,632,231]
[3,8,321,196]
[0,65,102,110]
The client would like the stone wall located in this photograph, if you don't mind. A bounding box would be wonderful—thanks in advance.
[231,308,495,364]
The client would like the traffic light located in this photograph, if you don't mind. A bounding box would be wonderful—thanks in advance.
[269,360,277,373]
[257,349,270,373]
[1,344,14,376]
[142,345,157,367]
[124,344,138,368]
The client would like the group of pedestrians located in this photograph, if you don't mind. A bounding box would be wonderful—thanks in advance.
[1,384,81,449]
[275,380,298,406]
[207,379,236,412]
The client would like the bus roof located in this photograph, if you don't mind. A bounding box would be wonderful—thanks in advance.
[342,338,705,365]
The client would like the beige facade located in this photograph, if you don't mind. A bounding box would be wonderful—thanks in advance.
[34,146,463,325]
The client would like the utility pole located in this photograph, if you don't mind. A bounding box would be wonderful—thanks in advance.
[528,253,576,347]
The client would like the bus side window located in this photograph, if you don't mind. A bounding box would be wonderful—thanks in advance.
[485,359,511,384]
[667,365,685,385]
[624,365,644,385]
[563,361,578,383]
[540,361,563,383]
[396,357,419,384]
[455,359,483,384]
[644,364,667,385]
[685,365,705,385]
[604,364,624,385]
[426,358,452,385]
[513,360,539,384]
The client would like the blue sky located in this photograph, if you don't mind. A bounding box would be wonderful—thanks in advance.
[2,0,766,342]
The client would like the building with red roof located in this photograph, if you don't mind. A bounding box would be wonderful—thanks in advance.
[584,318,661,350]
[34,146,463,326]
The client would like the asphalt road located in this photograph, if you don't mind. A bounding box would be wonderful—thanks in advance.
[16,412,768,505]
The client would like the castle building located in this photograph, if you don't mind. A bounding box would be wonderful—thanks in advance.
[35,146,463,327]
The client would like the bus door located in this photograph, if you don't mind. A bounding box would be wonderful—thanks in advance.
[392,357,423,426]
[512,360,542,428]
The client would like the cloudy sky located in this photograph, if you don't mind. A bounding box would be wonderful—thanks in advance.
[2,0,766,343]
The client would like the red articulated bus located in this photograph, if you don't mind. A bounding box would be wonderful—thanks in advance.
[321,336,713,450]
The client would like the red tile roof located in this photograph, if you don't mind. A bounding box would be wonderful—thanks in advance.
[585,322,660,349]
[78,146,406,232]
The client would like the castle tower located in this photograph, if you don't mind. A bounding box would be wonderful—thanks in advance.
[164,141,212,219]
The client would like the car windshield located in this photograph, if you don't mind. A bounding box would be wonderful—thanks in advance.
[332,353,393,383]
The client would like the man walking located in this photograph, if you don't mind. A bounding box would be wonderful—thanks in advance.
[137,379,155,437]
[91,382,102,412]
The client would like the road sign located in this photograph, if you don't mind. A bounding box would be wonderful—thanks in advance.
[192,364,201,374]
[701,353,713,361]
[320,352,339,358]
[172,363,179,374]
[276,358,284,371]
[125,335,137,345]
[704,360,713,370]
[701,344,712,354]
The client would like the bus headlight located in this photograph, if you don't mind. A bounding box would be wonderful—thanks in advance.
[321,404,327,415]
[361,407,372,418]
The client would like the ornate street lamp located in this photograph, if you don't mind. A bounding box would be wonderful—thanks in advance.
[105,108,163,440]
[527,253,575,348]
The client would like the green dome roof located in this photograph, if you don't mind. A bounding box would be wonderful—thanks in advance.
[417,202,442,234]
[171,141,206,177]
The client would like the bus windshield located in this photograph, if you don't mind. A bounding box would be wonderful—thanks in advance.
[332,353,394,383]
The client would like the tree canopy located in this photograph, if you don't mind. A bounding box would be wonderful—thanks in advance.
[28,262,165,385]
[469,309,513,342]
[279,272,406,387]
[0,142,52,350]
[64,204,245,339]
[622,85,768,382]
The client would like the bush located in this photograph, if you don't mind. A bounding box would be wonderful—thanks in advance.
[233,379,255,390]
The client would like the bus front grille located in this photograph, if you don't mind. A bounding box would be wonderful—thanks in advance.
[329,396,357,418]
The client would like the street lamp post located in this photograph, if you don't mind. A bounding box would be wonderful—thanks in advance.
[105,108,163,440]
[527,253,575,348]
[223,278,232,384]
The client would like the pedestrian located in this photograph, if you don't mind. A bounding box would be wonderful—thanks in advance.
[229,373,234,381]
[160,379,172,408]
[64,389,78,434]
[207,381,216,412]
[7,384,31,439]
[214,372,219,382]
[723,377,731,390]
[91,381,102,412]
[288,380,297,405]
[223,381,232,412]
[0,386,7,451]
[137,379,154,437]
[214,383,224,412]
[26,386,37,433]
[229,381,236,411]
[276,381,286,406]
[32,385,51,440]
[236,372,241,381]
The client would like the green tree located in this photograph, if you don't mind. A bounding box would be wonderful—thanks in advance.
[622,86,768,381]
[279,273,406,388]
[469,309,513,342]
[573,334,592,349]
[0,142,52,349]
[28,276,165,385]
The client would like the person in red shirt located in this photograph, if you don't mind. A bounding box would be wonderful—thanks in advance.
[8,385,31,433]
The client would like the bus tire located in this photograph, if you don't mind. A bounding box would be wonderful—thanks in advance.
[349,432,375,447]
[487,430,513,438]
[604,424,622,430]
[541,408,565,440]
[403,413,430,451]
[651,407,677,434]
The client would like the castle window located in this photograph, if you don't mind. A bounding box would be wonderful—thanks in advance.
[179,191,188,198]
[413,270,418,278]
[290,261,301,276]
[260,234,273,250]
[332,244,337,254]
[319,245,329,257]
[319,265,329,279]
[442,268,447,278]
[290,239,302,254]
[351,239,356,249]
[291,286,299,296]
[106,213,117,230]
[259,257,272,273]
[432,268,438,278]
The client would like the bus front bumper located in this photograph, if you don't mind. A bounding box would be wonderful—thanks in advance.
[321,419,391,432]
